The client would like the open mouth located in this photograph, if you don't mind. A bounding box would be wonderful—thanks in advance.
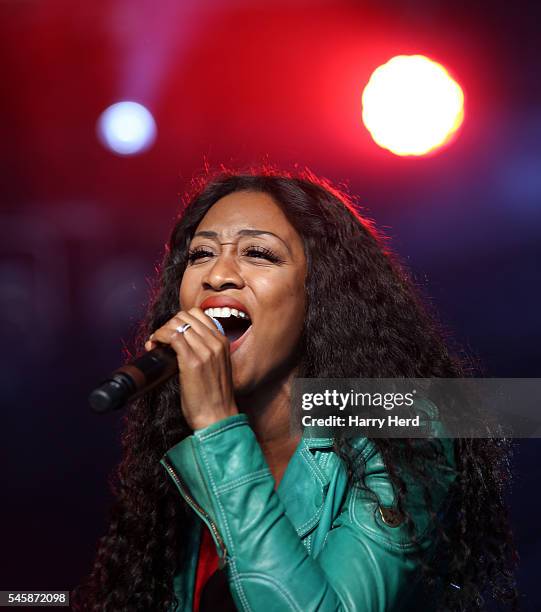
[216,315,251,343]
[204,307,252,344]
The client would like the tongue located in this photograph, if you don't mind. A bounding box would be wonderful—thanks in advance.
[226,328,245,343]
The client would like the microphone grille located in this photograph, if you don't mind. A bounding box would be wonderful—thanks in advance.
[210,316,225,336]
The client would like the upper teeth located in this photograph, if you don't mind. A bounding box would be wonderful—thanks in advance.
[204,307,250,321]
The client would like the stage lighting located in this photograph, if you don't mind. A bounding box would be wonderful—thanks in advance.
[97,101,157,156]
[362,55,464,156]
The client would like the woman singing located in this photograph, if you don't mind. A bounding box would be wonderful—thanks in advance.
[72,170,518,611]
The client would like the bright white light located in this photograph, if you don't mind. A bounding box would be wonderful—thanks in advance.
[97,101,157,155]
[362,55,464,156]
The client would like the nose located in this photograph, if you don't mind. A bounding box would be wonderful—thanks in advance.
[201,251,245,291]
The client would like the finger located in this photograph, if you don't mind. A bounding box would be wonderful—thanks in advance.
[168,317,217,368]
[147,315,198,362]
[186,307,228,341]
[145,333,157,351]
[147,323,185,348]
[144,307,226,353]
[172,311,224,353]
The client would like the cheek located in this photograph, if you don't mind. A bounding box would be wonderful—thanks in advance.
[178,271,196,307]
[178,283,186,308]
[261,280,306,340]
[281,272,307,319]
[259,270,305,308]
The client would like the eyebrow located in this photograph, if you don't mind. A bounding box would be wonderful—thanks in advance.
[192,229,292,255]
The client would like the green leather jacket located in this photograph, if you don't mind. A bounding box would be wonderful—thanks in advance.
[160,413,457,611]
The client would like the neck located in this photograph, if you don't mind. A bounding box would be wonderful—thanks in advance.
[235,370,301,487]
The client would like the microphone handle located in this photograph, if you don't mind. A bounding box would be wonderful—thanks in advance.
[88,317,226,414]
[89,345,179,413]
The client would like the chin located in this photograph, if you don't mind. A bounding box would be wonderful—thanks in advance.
[232,370,261,398]
[233,380,256,398]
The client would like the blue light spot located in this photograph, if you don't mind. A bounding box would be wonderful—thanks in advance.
[97,101,157,155]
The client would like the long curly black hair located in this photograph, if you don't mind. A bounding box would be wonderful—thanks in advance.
[72,168,519,611]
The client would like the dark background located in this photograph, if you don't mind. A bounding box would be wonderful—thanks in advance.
[1,0,539,609]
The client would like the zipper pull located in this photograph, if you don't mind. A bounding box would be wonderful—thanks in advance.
[218,550,228,570]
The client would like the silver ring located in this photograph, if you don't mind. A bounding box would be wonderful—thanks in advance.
[175,323,192,334]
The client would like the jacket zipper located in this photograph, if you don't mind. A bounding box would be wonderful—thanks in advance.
[162,457,228,569]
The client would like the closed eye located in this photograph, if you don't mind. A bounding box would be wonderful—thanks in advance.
[187,248,214,264]
[187,246,285,265]
[241,246,284,264]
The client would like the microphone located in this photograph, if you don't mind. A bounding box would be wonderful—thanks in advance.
[88,317,225,414]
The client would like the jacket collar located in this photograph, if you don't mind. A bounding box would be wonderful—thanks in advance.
[302,435,334,449]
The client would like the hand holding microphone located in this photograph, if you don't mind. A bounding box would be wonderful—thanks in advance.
[89,308,239,429]
[147,307,239,430]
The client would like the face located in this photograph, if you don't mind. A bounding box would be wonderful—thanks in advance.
[179,191,307,394]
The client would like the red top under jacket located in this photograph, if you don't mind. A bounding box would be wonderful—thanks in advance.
[193,527,219,612]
